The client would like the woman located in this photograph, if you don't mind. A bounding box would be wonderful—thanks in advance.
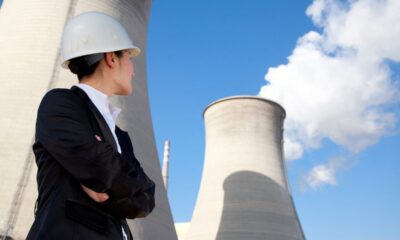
[26,12,155,240]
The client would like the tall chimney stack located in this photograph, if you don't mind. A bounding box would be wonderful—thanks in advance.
[162,140,171,191]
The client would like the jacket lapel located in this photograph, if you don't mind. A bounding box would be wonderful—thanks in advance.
[70,86,118,152]
[115,126,133,157]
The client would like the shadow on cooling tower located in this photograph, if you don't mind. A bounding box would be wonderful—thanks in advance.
[216,171,304,240]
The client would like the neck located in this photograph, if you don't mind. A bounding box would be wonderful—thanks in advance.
[80,74,113,96]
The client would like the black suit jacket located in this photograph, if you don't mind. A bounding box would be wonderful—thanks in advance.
[26,86,155,240]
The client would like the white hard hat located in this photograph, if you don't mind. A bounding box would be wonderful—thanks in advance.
[60,11,140,68]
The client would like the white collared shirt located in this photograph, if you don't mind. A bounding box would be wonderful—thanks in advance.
[75,83,127,239]
[75,83,122,153]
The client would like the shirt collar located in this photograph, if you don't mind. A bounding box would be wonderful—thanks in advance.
[75,83,121,122]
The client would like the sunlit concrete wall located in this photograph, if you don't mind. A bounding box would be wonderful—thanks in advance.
[186,96,305,240]
[175,222,191,240]
[0,1,177,239]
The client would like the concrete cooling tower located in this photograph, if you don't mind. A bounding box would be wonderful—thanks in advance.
[186,96,305,240]
[0,1,177,239]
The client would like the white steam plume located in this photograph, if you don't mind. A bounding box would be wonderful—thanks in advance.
[259,0,400,189]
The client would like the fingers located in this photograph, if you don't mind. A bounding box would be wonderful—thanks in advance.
[81,184,109,202]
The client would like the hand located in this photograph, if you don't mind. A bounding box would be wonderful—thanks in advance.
[81,184,109,202]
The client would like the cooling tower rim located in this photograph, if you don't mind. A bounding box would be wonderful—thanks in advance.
[203,95,286,119]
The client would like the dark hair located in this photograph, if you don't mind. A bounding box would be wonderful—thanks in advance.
[68,50,123,81]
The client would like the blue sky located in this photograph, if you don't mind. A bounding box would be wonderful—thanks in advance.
[147,1,400,240]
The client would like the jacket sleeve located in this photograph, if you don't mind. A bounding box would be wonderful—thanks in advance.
[36,89,154,216]
[99,155,156,219]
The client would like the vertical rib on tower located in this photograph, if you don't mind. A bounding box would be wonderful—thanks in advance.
[0,1,177,239]
[186,96,305,240]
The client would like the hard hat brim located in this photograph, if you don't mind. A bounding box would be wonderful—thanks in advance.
[61,46,141,69]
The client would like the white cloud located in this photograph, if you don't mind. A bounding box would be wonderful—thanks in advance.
[259,0,400,188]
[300,157,345,191]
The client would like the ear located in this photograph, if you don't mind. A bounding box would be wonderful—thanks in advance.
[104,52,116,68]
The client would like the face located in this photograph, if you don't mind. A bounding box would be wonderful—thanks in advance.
[113,50,135,95]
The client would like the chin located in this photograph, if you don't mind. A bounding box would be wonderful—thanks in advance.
[126,89,134,96]
[126,87,133,95]
[116,87,132,96]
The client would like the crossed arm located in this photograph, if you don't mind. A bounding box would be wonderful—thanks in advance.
[36,89,155,218]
